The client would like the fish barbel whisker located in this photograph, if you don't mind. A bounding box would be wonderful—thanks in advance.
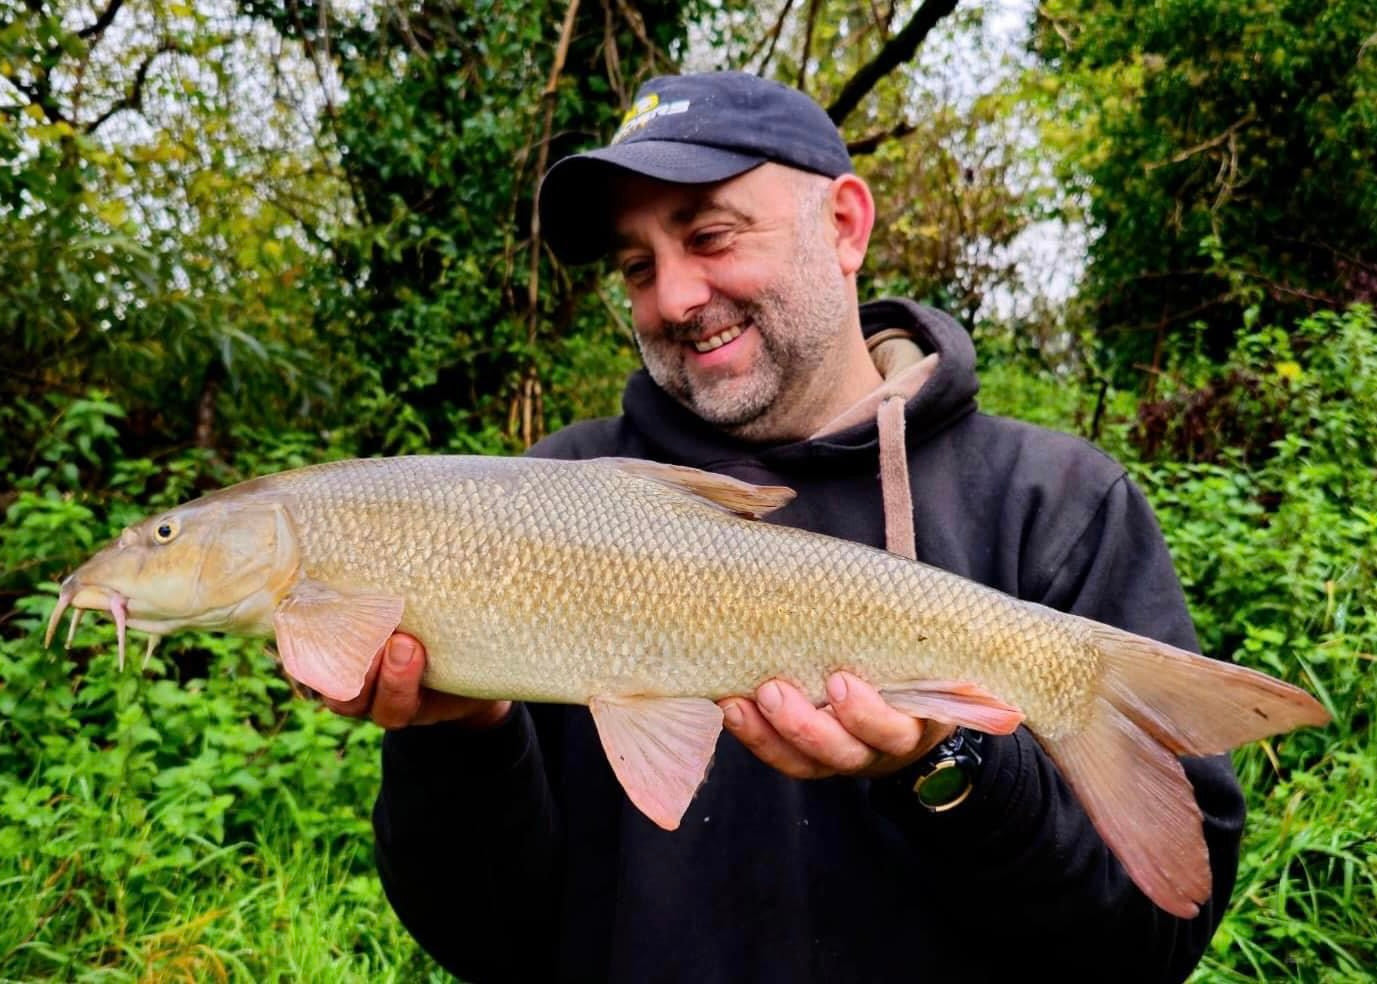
[43,581,74,649]
[43,578,131,670]
[111,593,129,671]
[65,608,85,648]
[142,633,161,669]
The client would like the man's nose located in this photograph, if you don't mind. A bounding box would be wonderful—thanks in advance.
[653,254,712,325]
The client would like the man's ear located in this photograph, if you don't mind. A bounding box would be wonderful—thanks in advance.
[829,174,876,277]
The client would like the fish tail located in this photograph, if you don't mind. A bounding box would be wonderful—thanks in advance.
[1040,622,1330,919]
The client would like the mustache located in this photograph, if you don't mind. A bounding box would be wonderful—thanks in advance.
[661,300,754,343]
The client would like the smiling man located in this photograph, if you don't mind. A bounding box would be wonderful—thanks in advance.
[337,72,1245,983]
[607,166,878,441]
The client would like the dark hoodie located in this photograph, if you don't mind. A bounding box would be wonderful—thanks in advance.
[372,299,1243,984]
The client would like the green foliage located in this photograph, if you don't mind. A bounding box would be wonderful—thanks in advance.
[1121,308,1377,982]
[0,0,348,476]
[1032,0,1377,377]
[0,396,439,980]
[277,0,700,455]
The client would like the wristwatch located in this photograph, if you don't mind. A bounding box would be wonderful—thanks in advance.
[909,727,985,812]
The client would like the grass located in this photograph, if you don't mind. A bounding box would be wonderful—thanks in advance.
[0,741,445,983]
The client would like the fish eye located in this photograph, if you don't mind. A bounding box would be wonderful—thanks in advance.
[153,518,180,544]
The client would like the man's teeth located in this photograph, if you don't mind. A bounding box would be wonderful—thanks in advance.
[692,324,745,353]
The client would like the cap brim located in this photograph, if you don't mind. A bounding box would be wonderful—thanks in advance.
[538,141,766,265]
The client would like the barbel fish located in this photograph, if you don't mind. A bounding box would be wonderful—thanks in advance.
[45,455,1329,918]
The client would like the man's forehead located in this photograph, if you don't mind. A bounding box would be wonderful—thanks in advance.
[609,170,768,244]
[616,176,746,219]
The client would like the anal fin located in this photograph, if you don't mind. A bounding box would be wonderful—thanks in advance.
[589,695,724,830]
[881,680,1025,733]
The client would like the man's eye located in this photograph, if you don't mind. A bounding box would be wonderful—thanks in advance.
[691,229,729,251]
[621,260,652,283]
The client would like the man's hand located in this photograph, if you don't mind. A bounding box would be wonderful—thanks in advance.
[320,632,513,731]
[719,672,954,779]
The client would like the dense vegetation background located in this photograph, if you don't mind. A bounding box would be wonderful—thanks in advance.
[2,0,1373,979]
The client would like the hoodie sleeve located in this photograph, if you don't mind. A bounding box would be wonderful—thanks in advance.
[871,473,1244,984]
[372,705,562,982]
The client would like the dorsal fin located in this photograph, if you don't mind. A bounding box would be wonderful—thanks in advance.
[604,459,795,519]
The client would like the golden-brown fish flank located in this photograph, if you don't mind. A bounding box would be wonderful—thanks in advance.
[46,454,1330,920]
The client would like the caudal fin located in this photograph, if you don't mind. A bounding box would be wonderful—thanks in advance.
[1041,623,1330,919]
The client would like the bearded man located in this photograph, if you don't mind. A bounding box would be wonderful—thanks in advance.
[327,72,1244,984]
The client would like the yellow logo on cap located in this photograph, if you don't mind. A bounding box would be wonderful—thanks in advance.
[611,93,690,144]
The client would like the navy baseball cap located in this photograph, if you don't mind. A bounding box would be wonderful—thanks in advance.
[538,71,854,265]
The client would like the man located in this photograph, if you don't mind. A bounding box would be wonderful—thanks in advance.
[327,72,1244,982]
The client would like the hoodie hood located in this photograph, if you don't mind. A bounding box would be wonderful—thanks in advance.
[619,298,979,473]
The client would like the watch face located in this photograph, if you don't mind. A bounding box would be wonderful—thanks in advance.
[914,760,972,811]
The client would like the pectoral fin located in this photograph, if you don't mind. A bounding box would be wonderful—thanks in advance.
[881,680,1025,733]
[589,695,724,830]
[273,580,404,701]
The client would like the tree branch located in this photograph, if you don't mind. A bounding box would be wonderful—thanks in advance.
[385,0,427,60]
[84,42,179,133]
[8,77,66,124]
[846,120,915,156]
[600,0,625,103]
[263,191,335,254]
[77,0,125,41]
[612,0,671,71]
[1143,112,1256,172]
[283,0,369,224]
[868,0,896,37]
[796,0,822,93]
[527,0,582,324]
[826,0,958,124]
[740,0,796,73]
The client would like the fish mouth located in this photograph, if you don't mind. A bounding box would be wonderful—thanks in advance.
[689,321,746,353]
[45,577,141,669]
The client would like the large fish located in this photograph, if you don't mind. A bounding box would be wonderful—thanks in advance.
[45,455,1328,917]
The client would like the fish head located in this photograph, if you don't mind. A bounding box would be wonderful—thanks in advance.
[45,495,301,654]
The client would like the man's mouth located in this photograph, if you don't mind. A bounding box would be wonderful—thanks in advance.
[691,322,746,353]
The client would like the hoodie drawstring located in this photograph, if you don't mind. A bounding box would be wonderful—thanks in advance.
[867,330,928,562]
[877,395,916,561]
[810,329,938,563]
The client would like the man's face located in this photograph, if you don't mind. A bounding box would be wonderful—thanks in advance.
[610,164,851,439]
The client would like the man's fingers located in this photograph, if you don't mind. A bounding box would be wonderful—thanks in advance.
[751,680,878,775]
[371,633,426,729]
[825,672,925,759]
[720,695,833,779]
[722,675,961,781]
